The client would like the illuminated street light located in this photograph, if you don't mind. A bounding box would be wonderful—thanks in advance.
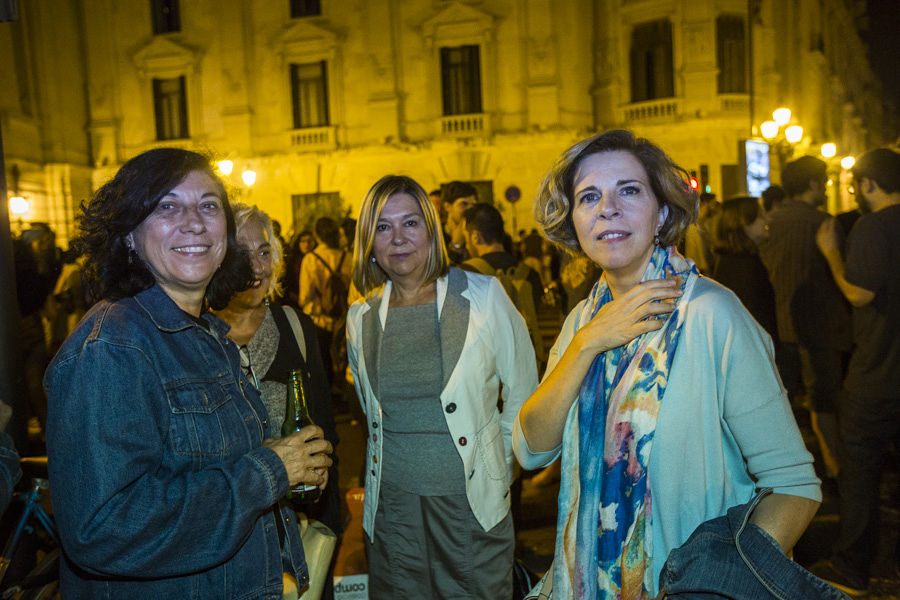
[840,156,855,170]
[217,160,234,175]
[761,121,779,139]
[9,196,29,216]
[820,143,837,158]
[241,170,257,186]
[784,125,803,143]
[773,108,792,126]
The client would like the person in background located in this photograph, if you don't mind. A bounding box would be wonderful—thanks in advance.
[521,228,545,284]
[515,130,822,598]
[13,224,60,436]
[440,180,478,264]
[214,203,342,599]
[299,217,352,389]
[710,196,777,339]
[347,175,537,598]
[682,191,717,273]
[759,156,849,480]
[429,188,442,217]
[44,148,332,598]
[460,203,543,310]
[761,184,787,216]
[281,230,316,308]
[811,148,900,595]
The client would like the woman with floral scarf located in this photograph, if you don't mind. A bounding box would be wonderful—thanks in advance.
[513,130,821,599]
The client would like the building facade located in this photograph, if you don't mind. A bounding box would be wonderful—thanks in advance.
[2,0,891,246]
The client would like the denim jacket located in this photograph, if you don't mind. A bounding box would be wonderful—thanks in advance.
[44,285,307,600]
[658,489,849,600]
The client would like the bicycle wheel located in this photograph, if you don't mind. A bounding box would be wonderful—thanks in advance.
[11,548,58,600]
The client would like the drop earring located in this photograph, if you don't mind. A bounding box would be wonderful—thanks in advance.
[370,256,377,263]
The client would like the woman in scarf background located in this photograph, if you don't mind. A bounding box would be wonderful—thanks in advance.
[513,130,821,598]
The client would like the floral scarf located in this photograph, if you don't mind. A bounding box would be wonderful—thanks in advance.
[557,245,697,599]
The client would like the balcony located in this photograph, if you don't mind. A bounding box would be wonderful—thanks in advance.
[719,94,750,114]
[619,98,681,124]
[287,125,336,151]
[438,113,489,138]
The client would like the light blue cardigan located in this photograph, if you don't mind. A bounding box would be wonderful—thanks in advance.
[514,276,821,597]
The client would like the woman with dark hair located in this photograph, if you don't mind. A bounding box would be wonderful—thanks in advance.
[515,131,825,598]
[711,196,777,339]
[44,148,333,598]
[347,175,537,598]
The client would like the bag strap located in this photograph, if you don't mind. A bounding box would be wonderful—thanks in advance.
[312,251,335,276]
[336,252,346,271]
[464,257,494,276]
[281,305,307,361]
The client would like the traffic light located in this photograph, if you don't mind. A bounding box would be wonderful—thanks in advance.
[700,164,709,193]
[689,170,699,191]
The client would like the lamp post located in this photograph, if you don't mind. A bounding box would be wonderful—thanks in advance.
[760,107,804,173]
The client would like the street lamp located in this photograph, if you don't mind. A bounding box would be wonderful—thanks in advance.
[241,170,256,187]
[217,160,234,176]
[8,196,29,218]
[784,125,803,144]
[773,107,791,126]
[757,108,804,174]
[840,156,855,170]
[820,143,836,158]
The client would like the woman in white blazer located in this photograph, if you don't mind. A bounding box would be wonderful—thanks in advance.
[346,175,538,599]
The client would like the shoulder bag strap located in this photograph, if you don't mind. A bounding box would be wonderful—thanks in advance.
[312,251,335,276]
[281,305,307,361]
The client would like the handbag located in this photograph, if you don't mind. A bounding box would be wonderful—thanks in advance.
[282,513,337,600]
[523,563,553,600]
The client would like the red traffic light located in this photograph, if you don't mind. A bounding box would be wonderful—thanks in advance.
[689,177,699,190]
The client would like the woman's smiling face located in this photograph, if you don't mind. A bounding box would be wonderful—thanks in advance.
[572,151,667,287]
[130,170,227,308]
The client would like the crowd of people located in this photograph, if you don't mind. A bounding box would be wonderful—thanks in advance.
[2,130,897,599]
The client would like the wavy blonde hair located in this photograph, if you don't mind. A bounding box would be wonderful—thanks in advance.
[534,129,697,255]
[352,175,449,295]
[232,202,284,300]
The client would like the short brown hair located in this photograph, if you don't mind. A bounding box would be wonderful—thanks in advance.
[352,175,450,295]
[534,130,697,255]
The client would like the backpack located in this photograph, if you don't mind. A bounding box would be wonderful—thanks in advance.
[464,257,546,364]
[311,251,349,320]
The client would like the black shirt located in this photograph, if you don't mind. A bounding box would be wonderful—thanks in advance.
[843,203,900,396]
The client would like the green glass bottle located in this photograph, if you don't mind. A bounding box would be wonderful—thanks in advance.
[282,368,322,503]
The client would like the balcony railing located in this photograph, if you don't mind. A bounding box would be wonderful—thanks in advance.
[287,125,336,151]
[620,98,681,123]
[719,94,749,114]
[439,113,489,137]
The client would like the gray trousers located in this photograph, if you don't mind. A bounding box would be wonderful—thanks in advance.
[365,481,514,599]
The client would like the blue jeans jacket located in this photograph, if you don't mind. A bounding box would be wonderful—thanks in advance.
[658,489,848,600]
[44,285,307,599]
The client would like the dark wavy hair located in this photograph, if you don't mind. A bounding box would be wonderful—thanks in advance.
[75,148,252,310]
[534,129,697,255]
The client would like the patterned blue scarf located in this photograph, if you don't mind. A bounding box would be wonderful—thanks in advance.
[568,245,697,598]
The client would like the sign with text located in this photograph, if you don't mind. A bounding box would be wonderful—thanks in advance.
[333,574,368,600]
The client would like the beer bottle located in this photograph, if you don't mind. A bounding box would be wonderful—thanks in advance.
[282,368,322,503]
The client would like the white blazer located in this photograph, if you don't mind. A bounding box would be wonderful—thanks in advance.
[347,267,538,539]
